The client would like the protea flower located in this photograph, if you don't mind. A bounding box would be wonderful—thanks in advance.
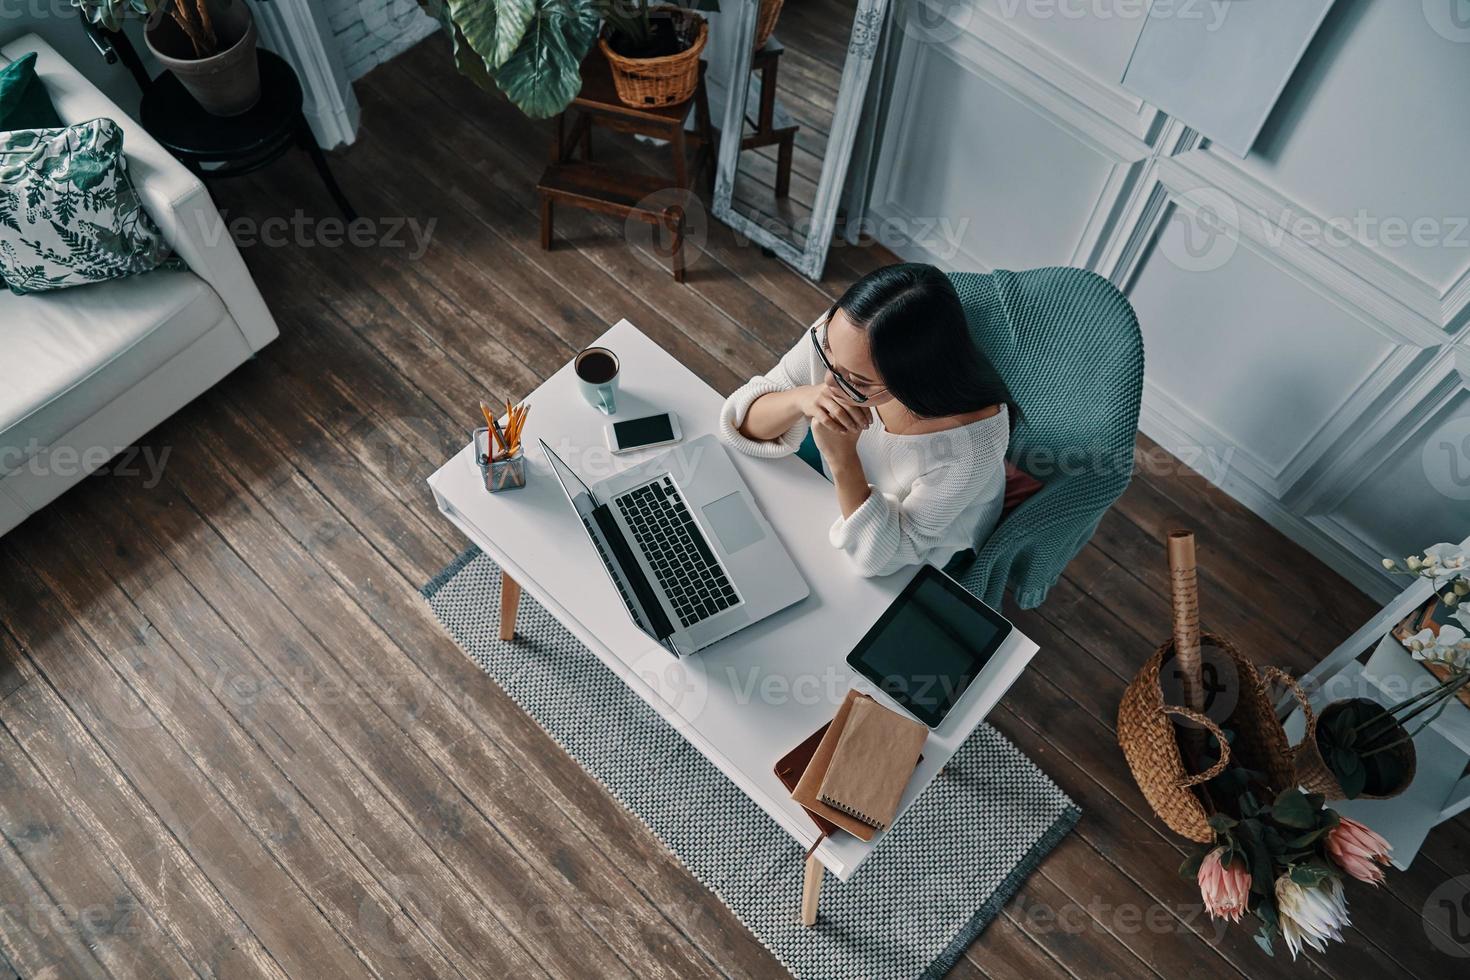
[1275,875,1349,959]
[1326,817,1392,885]
[1197,847,1250,922]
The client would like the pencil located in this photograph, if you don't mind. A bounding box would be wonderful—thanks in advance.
[514,404,529,447]
[479,400,506,455]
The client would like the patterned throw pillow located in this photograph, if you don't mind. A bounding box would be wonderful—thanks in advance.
[0,117,175,295]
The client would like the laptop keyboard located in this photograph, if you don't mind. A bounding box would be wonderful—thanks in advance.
[614,477,739,628]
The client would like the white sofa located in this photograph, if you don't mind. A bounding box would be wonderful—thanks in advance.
[0,35,278,536]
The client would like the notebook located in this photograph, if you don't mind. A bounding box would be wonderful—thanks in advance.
[790,690,882,841]
[817,697,928,831]
[773,722,840,840]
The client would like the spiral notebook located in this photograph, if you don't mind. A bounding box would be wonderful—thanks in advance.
[817,696,928,831]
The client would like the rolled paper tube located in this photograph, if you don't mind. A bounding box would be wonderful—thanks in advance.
[1167,530,1209,767]
[1167,530,1204,713]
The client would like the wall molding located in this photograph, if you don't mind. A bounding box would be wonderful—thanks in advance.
[913,3,1152,162]
[1140,395,1402,603]
[253,0,361,148]
[1295,343,1470,517]
[1172,148,1463,340]
[868,15,1148,275]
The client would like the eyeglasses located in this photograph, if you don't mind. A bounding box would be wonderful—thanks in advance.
[809,321,887,404]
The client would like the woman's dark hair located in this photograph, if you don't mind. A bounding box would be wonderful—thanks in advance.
[831,263,1013,420]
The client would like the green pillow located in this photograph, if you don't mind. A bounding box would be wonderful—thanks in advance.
[0,53,64,131]
[0,118,177,294]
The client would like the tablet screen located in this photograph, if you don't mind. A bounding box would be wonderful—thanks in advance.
[846,566,1013,727]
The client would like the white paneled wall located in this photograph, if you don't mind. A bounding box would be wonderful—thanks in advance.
[869,0,1469,600]
[326,0,439,80]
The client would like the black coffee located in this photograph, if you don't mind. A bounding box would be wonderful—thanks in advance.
[577,349,618,384]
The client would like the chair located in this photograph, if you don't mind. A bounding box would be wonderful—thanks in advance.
[948,268,1144,609]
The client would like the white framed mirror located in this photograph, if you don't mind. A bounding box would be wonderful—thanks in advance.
[709,0,890,280]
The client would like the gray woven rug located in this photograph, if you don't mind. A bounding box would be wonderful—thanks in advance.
[423,548,1079,980]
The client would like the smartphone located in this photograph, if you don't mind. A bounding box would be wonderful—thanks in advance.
[605,412,682,454]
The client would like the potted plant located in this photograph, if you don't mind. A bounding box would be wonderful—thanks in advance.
[1386,542,1470,673]
[1183,786,1394,959]
[1293,543,1470,800]
[419,0,717,118]
[74,0,262,116]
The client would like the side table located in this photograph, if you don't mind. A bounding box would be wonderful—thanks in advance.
[537,49,713,282]
[1279,533,1470,867]
[140,49,357,220]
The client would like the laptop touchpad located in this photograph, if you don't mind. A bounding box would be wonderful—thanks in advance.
[702,491,765,555]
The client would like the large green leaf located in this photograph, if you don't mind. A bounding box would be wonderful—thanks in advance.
[493,0,600,119]
[1271,788,1317,829]
[446,0,536,71]
[73,0,154,34]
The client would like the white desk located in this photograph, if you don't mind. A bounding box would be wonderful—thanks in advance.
[427,320,1038,890]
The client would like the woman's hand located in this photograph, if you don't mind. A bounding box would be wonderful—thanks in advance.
[812,407,872,518]
[810,409,863,460]
[797,383,871,434]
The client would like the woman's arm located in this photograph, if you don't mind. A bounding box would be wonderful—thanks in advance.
[737,386,812,442]
[739,385,870,442]
[810,412,872,516]
[828,432,1006,577]
[719,326,865,458]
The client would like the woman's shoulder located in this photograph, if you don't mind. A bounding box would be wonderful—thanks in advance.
[887,412,1008,483]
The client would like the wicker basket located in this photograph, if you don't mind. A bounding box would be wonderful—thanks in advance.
[600,9,709,109]
[1117,634,1302,843]
[1293,697,1417,801]
[755,0,786,49]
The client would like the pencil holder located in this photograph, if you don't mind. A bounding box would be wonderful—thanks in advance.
[473,428,527,493]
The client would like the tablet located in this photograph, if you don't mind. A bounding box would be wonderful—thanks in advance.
[846,564,1014,728]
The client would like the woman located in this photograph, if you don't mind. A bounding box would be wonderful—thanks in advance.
[719,263,1013,578]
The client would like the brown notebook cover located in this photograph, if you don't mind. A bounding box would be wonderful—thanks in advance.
[773,722,840,839]
[790,690,882,841]
[816,698,927,831]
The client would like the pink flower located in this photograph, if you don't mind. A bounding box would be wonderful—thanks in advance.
[1198,847,1250,922]
[1326,817,1392,885]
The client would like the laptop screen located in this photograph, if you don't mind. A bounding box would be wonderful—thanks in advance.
[539,441,678,652]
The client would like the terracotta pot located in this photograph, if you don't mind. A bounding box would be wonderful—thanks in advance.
[146,0,261,116]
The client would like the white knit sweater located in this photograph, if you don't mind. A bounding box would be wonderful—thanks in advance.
[719,336,1009,578]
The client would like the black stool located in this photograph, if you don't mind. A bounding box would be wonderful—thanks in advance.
[139,49,357,220]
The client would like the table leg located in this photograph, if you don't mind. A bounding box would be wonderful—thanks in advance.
[775,132,794,199]
[800,854,823,927]
[668,210,686,283]
[579,115,594,162]
[540,197,554,251]
[695,66,714,192]
[296,120,358,221]
[758,56,778,134]
[500,574,522,642]
[669,121,690,192]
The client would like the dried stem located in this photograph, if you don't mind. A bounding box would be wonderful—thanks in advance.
[167,1,208,58]
[193,0,219,53]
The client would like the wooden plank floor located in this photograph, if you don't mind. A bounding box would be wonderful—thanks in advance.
[2,37,1467,980]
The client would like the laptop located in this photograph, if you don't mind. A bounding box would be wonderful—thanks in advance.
[541,434,809,656]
